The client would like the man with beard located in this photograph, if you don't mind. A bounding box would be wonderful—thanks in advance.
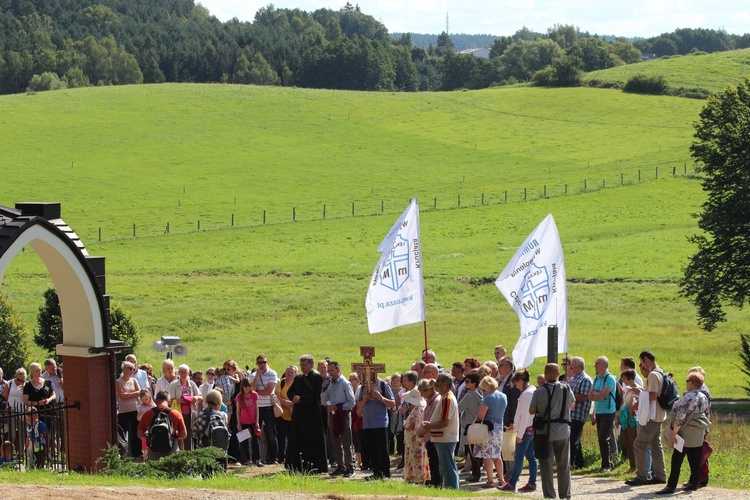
[286,354,328,473]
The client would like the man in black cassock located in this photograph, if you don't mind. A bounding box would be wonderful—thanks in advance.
[286,354,328,473]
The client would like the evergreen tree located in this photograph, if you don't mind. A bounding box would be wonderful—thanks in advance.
[35,288,63,359]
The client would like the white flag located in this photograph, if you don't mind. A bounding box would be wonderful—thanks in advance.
[366,198,425,334]
[495,214,567,369]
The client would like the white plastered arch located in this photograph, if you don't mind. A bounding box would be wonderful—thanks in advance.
[0,223,104,357]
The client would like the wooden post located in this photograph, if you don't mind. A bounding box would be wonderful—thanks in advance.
[352,202,354,216]
[132,224,136,237]
[231,214,234,226]
[458,194,461,207]
[293,207,296,221]
[263,210,266,224]
[323,205,326,218]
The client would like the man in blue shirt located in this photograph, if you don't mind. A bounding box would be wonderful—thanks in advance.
[589,356,618,471]
[357,372,395,480]
[322,361,356,477]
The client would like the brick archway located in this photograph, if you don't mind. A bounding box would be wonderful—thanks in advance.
[0,202,119,471]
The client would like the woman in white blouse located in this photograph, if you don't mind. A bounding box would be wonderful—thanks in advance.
[500,370,538,493]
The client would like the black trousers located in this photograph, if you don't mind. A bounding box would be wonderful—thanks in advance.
[360,427,390,478]
[668,445,701,489]
[569,419,585,468]
[595,413,617,468]
[426,440,441,486]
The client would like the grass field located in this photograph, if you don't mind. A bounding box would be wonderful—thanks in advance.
[2,80,750,400]
[585,48,750,93]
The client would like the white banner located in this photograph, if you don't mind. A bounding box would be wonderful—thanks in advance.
[495,214,567,369]
[366,198,425,334]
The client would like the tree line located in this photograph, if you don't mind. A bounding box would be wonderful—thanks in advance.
[1,0,749,95]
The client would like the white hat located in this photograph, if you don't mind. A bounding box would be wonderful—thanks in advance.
[402,387,425,408]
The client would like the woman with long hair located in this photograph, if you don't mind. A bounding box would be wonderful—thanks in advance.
[236,377,262,467]
[500,370,537,492]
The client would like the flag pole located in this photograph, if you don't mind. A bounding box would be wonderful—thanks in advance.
[423,321,428,351]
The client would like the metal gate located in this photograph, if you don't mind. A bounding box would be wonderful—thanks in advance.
[1,401,78,471]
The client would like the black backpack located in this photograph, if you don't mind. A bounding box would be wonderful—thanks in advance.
[148,408,175,453]
[205,412,230,451]
[654,368,679,410]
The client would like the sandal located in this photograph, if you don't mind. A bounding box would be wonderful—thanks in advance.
[481,481,495,489]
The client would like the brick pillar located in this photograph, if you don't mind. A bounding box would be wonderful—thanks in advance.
[62,353,113,471]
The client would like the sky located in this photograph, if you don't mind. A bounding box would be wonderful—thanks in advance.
[196,0,749,38]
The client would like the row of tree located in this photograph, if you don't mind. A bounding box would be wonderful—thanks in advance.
[0,288,139,373]
[1,1,749,95]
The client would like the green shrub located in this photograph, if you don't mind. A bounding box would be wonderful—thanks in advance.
[624,74,668,95]
[27,72,67,92]
[97,444,227,478]
[0,292,31,376]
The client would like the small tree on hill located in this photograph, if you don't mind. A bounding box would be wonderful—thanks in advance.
[0,291,31,374]
[36,288,63,360]
[36,287,140,364]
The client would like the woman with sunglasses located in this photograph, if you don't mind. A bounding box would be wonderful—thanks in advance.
[116,361,142,459]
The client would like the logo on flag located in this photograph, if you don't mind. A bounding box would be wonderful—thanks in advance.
[496,214,567,369]
[380,235,410,291]
[520,263,550,320]
[366,198,425,334]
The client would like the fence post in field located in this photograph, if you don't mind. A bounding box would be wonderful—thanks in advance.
[98,228,101,241]
[482,193,484,205]
[656,166,659,179]
[505,190,508,202]
[639,169,641,182]
[584,179,587,191]
[231,214,234,226]
[381,200,384,213]
[133,224,136,237]
[524,188,527,200]
[198,220,200,231]
[293,207,296,222]
[165,223,170,234]
[323,205,326,218]
[263,210,266,224]
[673,166,676,176]
[621,173,624,185]
[544,185,546,197]
[603,179,606,188]
[684,162,687,174]
[458,194,461,207]
[565,184,568,194]
[352,203,354,216]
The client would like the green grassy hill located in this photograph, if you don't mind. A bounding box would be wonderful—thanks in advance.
[585,48,750,93]
[2,83,747,398]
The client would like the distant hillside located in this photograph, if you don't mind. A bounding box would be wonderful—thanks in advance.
[585,49,750,94]
[392,32,498,50]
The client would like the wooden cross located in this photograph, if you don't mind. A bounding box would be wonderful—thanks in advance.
[351,346,386,395]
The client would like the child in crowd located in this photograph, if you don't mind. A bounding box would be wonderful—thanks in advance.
[25,407,47,468]
[0,441,14,465]
[137,389,156,461]
[235,377,261,467]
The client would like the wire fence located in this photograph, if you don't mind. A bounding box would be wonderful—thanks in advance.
[91,164,696,242]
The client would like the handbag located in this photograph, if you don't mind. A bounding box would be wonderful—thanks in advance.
[502,429,517,459]
[271,394,283,418]
[467,422,489,444]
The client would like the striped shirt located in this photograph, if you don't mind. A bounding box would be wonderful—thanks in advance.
[568,371,593,422]
[429,391,459,443]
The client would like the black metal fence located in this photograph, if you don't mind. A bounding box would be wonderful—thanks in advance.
[0,401,76,471]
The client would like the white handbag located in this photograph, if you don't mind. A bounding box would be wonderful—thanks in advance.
[502,429,517,458]
[467,423,490,444]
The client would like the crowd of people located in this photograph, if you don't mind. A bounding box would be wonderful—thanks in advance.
[1,347,714,498]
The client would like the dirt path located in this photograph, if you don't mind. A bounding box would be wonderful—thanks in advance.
[3,465,749,500]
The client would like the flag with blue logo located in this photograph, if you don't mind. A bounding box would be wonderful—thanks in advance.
[366,198,425,334]
[495,214,567,369]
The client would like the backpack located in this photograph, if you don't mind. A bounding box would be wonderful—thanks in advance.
[654,368,679,410]
[147,408,175,453]
[609,377,623,411]
[205,412,230,451]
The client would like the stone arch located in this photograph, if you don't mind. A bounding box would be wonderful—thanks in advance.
[0,202,117,470]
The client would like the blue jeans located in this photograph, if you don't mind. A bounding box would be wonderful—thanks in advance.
[510,432,538,487]
[434,441,460,489]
